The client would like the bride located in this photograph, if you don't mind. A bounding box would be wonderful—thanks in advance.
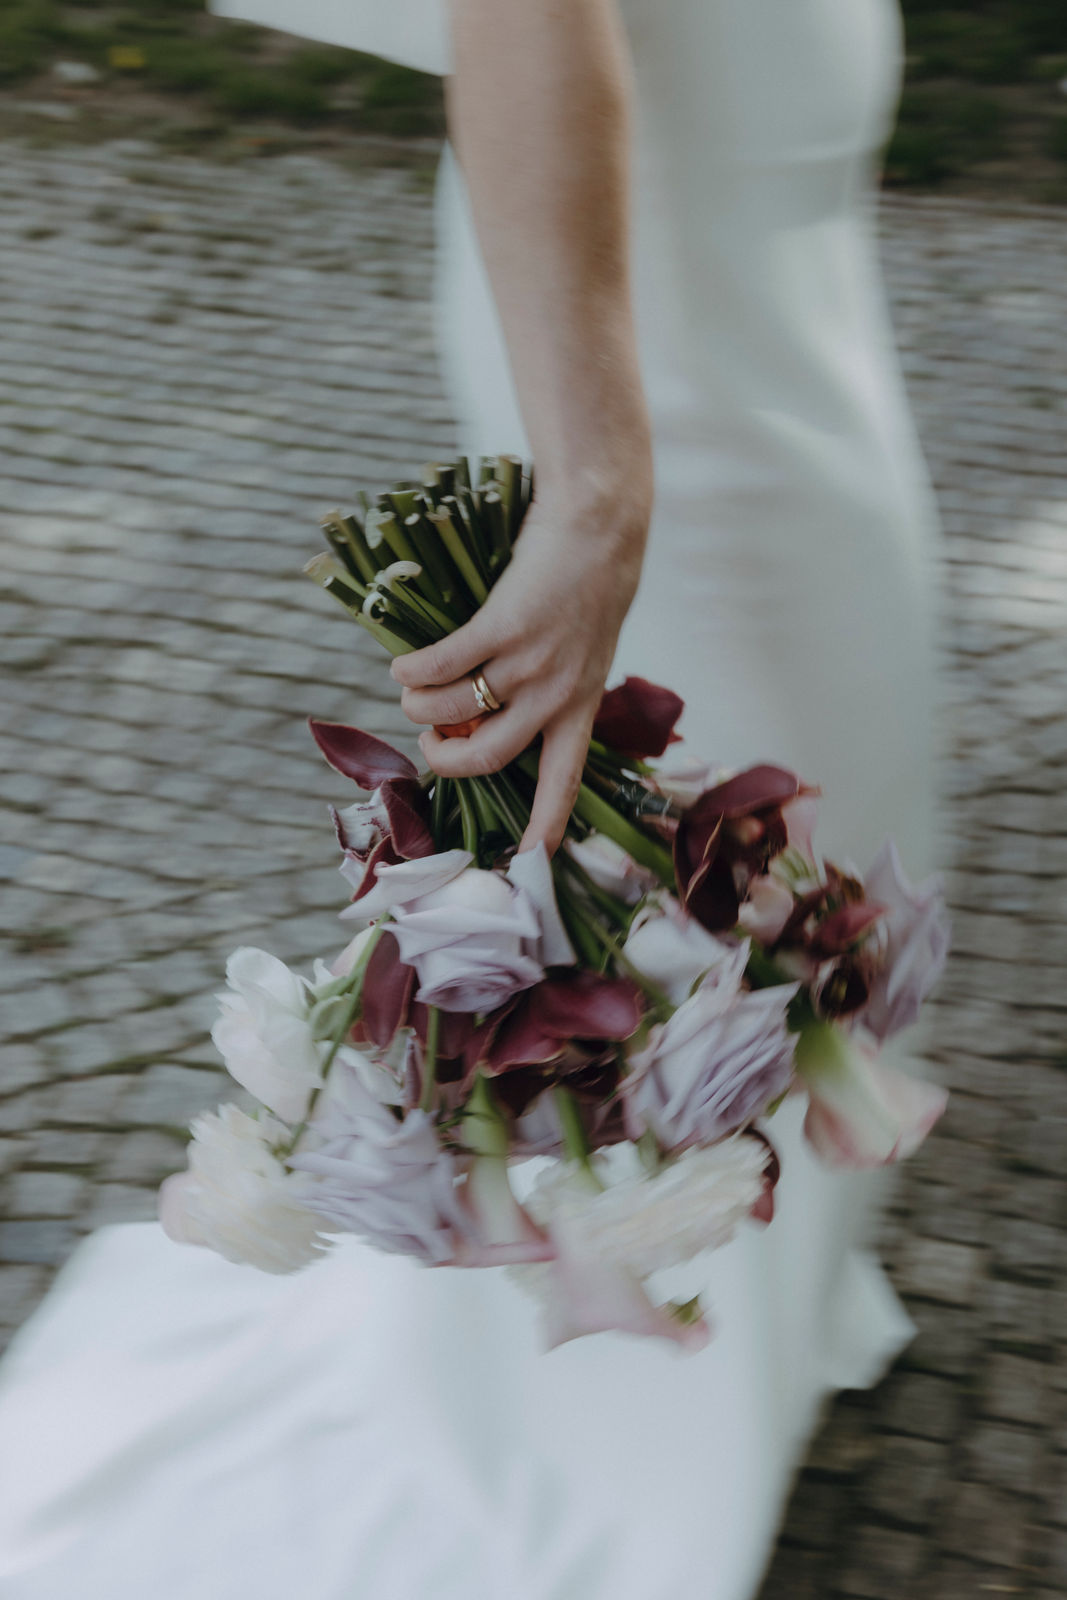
[0,2,941,1596]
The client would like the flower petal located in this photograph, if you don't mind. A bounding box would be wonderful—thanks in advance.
[592,676,685,760]
[309,719,419,788]
[506,844,576,967]
[795,1021,947,1168]
[342,850,473,920]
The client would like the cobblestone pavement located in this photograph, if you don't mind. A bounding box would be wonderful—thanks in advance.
[0,143,1065,1596]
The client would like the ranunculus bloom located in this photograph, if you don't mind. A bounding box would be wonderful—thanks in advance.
[532,1137,775,1280]
[623,896,736,1005]
[211,947,325,1124]
[860,840,951,1040]
[290,1055,466,1263]
[159,1104,329,1273]
[567,832,660,905]
[794,1020,947,1168]
[517,1141,776,1351]
[624,942,798,1150]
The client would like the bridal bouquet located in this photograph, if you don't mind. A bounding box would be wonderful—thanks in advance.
[159,455,950,1349]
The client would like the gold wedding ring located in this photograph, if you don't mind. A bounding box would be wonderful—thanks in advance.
[471,670,502,715]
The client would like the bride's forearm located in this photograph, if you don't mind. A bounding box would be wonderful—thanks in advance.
[446,0,652,523]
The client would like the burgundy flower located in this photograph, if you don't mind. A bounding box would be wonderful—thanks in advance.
[674,765,815,933]
[592,676,685,760]
[484,971,643,1073]
[309,719,434,906]
[772,863,885,1019]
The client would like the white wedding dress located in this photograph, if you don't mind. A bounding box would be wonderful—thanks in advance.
[0,4,941,1597]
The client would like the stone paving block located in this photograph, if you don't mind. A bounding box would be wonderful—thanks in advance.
[981,1352,1055,1428]
[103,1129,185,1184]
[46,1073,138,1126]
[838,1524,926,1599]
[940,1480,1030,1569]
[993,1217,1065,1286]
[918,1556,1029,1600]
[963,1422,1043,1496]
[18,1129,107,1169]
[123,1063,226,1128]
[861,1433,947,1529]
[0,1219,75,1266]
[7,1171,90,1219]
[892,1236,986,1307]
[881,1371,964,1443]
[0,1264,51,1328]
[83,1183,158,1229]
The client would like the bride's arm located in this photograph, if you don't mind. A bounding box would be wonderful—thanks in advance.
[392,0,652,852]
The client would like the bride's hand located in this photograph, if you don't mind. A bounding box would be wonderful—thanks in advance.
[391,481,650,854]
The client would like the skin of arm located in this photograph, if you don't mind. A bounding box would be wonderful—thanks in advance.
[391,0,653,853]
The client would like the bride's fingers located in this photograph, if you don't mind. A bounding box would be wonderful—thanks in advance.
[520,705,596,855]
[400,664,514,729]
[418,698,545,779]
[390,611,500,691]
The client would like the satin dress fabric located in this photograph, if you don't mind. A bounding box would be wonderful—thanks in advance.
[0,4,941,1597]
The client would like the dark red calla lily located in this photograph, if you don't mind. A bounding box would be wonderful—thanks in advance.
[357,931,416,1050]
[486,971,643,1073]
[318,722,433,905]
[745,1130,781,1226]
[592,676,685,761]
[675,765,813,933]
[808,901,886,959]
[309,719,419,788]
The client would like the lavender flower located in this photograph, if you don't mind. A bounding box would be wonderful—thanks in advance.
[624,943,798,1150]
[290,1054,465,1264]
[351,844,575,1015]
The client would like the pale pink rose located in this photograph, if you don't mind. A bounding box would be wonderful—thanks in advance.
[623,897,735,1005]
[567,832,659,905]
[211,948,325,1124]
[389,867,543,1013]
[794,1020,947,1168]
[737,874,795,944]
[159,1104,329,1274]
[360,848,575,1014]
[624,942,798,1150]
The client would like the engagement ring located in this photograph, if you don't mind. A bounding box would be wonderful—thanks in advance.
[471,670,502,715]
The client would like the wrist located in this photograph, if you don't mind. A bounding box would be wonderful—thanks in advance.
[532,424,654,539]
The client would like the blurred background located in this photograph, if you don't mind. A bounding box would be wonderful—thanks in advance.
[1,3,1065,1596]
